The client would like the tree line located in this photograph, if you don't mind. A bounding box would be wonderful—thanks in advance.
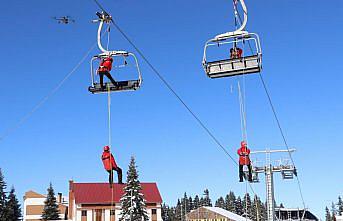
[325,196,343,221]
[161,189,285,221]
[0,169,21,221]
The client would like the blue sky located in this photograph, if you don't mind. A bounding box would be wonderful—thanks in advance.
[0,0,342,218]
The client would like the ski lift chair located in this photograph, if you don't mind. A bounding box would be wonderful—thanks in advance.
[202,32,262,79]
[88,52,142,94]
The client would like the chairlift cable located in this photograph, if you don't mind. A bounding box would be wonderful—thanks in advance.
[108,14,238,164]
[0,40,100,142]
[92,0,260,205]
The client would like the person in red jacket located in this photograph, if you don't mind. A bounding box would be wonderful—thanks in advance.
[97,56,118,89]
[101,146,123,187]
[237,140,252,182]
[230,47,243,59]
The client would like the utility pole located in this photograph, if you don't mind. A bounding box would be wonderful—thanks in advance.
[247,149,297,221]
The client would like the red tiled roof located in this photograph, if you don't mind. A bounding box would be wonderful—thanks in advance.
[72,183,162,205]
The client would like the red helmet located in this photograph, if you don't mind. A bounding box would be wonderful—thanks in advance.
[241,141,247,147]
[104,146,110,151]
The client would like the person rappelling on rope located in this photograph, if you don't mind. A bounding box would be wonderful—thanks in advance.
[238,140,252,182]
[97,56,118,89]
[101,145,123,187]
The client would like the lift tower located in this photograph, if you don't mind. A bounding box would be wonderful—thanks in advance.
[247,149,297,221]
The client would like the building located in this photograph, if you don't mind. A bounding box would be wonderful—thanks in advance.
[275,208,318,221]
[68,180,163,221]
[186,207,252,221]
[336,215,343,221]
[23,190,68,221]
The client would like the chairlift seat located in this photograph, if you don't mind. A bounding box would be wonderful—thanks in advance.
[205,54,261,79]
[88,80,140,94]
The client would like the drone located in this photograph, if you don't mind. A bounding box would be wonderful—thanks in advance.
[53,16,75,24]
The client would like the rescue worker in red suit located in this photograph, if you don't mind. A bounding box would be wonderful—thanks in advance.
[101,146,123,187]
[230,47,243,59]
[97,56,118,89]
[237,141,252,182]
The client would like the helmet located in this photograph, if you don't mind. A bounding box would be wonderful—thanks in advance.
[104,146,110,151]
[241,141,247,147]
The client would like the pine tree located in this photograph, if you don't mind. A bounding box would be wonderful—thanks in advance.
[225,192,236,212]
[203,189,212,207]
[332,202,337,221]
[0,168,7,221]
[193,195,200,210]
[175,199,182,221]
[215,197,225,209]
[188,197,193,211]
[235,196,243,215]
[326,207,332,221]
[0,169,7,221]
[5,187,21,221]
[252,195,264,221]
[162,204,171,221]
[41,183,60,220]
[120,157,149,221]
[338,196,343,216]
[242,193,252,218]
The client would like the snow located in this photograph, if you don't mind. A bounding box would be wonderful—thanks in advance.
[204,207,253,221]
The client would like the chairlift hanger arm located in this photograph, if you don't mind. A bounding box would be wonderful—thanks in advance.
[215,0,248,41]
[95,11,129,55]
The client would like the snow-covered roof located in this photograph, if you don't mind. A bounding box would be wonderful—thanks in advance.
[204,207,252,221]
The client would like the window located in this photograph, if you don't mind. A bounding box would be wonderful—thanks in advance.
[82,210,87,216]
[111,210,116,216]
[152,209,157,215]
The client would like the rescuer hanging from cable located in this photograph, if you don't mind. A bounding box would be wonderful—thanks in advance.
[101,146,123,187]
[237,141,252,182]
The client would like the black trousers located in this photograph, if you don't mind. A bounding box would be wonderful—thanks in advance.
[99,71,117,88]
[239,164,252,182]
[107,167,123,185]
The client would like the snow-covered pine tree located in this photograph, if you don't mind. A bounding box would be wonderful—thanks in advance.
[225,191,236,212]
[203,189,212,206]
[0,169,7,221]
[331,202,337,221]
[242,193,252,219]
[193,195,200,210]
[188,197,193,211]
[215,197,225,209]
[235,196,243,215]
[162,204,170,221]
[326,207,332,221]
[338,196,343,216]
[175,199,182,221]
[120,157,148,221]
[41,183,60,220]
[5,187,21,221]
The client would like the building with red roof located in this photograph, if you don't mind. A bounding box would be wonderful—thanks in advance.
[68,180,163,221]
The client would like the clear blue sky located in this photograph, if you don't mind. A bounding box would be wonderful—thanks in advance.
[0,0,342,218]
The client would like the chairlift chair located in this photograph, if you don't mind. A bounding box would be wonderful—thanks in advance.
[88,52,142,94]
[202,0,262,79]
[88,11,142,94]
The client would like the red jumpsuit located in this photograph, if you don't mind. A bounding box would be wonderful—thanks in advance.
[237,142,252,182]
[97,57,117,88]
[101,148,123,186]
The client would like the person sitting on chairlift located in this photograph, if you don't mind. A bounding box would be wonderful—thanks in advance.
[230,47,243,59]
[97,56,118,89]
[101,145,123,187]
[237,140,252,182]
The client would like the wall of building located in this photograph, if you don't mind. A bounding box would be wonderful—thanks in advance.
[72,204,162,221]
